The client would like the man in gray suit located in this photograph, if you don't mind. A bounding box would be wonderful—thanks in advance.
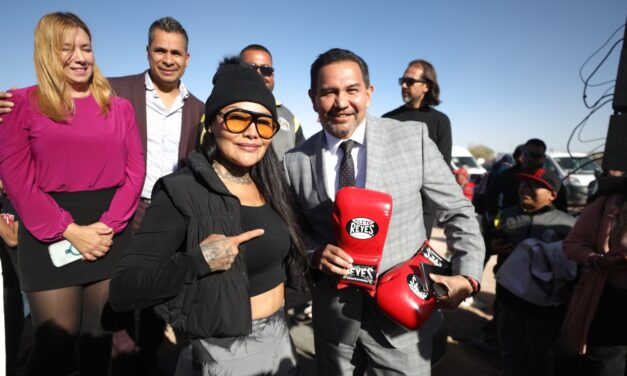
[283,48,484,375]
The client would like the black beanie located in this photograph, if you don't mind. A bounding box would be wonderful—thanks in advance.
[204,64,277,129]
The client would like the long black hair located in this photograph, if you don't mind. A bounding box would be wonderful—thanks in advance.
[201,58,308,289]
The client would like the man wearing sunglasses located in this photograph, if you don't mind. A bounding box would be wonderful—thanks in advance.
[383,59,451,166]
[487,138,568,219]
[240,44,305,160]
[383,59,452,240]
[487,138,547,217]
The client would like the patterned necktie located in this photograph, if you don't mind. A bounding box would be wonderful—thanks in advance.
[338,140,357,189]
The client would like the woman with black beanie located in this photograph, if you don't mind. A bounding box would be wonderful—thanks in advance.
[110,57,307,375]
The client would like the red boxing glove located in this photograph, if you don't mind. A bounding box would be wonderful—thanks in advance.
[376,241,451,330]
[333,187,393,297]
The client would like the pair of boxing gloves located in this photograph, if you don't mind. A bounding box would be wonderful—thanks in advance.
[332,187,451,330]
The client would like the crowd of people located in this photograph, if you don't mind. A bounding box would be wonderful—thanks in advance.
[0,11,625,376]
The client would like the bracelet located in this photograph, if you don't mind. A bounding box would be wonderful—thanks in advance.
[462,275,481,296]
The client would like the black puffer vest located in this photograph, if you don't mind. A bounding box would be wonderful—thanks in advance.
[153,151,252,339]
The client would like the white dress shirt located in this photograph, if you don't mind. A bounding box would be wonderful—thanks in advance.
[141,73,189,199]
[322,119,367,199]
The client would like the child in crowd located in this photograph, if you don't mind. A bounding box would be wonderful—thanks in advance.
[491,168,576,376]
[454,167,475,201]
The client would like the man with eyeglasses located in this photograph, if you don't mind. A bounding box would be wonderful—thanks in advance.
[383,59,452,165]
[383,59,452,240]
[487,138,568,218]
[240,44,305,160]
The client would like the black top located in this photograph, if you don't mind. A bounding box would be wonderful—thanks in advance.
[241,205,289,296]
[110,152,253,338]
[486,165,523,217]
[110,151,301,339]
[382,105,452,165]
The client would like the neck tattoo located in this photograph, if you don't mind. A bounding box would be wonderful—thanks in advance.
[212,160,254,185]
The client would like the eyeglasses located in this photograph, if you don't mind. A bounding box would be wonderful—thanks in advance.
[249,64,274,77]
[523,149,545,159]
[398,77,427,87]
[218,108,279,139]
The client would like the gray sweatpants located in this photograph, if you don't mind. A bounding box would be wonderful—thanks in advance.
[175,309,298,376]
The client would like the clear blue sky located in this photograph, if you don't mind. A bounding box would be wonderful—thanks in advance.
[2,0,625,155]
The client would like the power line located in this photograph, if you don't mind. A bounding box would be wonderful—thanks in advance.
[579,22,625,85]
[582,38,623,109]
[566,98,612,157]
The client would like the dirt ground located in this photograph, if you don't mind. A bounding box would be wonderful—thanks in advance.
[425,229,502,375]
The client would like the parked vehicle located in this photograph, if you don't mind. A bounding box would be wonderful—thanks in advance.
[544,152,600,206]
[450,146,487,183]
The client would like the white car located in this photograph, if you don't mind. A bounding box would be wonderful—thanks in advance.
[544,152,600,206]
[450,146,487,183]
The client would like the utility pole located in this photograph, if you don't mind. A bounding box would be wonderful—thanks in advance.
[603,17,627,171]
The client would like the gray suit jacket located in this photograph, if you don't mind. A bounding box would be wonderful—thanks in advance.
[284,114,484,348]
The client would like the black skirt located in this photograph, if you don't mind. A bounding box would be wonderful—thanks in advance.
[18,188,131,292]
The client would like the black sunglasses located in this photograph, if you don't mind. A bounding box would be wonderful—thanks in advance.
[249,64,274,77]
[398,77,427,86]
[523,149,545,159]
[218,108,279,139]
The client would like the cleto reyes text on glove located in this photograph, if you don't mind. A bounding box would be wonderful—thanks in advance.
[332,187,393,297]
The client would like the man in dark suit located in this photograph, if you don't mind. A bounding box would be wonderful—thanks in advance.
[107,17,204,375]
[284,48,484,375]
[108,17,204,230]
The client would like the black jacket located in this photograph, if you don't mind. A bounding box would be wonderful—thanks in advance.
[382,105,452,166]
[110,151,253,339]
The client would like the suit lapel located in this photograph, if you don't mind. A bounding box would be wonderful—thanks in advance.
[311,132,331,203]
[179,103,193,163]
[135,72,148,163]
[364,115,384,190]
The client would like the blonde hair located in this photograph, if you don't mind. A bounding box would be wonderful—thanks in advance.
[33,12,111,121]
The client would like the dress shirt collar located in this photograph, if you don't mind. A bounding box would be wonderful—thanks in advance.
[144,72,189,100]
[323,118,367,154]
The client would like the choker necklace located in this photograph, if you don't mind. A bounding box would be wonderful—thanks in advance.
[212,160,254,185]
